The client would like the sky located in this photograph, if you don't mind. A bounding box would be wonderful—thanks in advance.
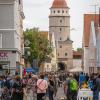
[23,0,100,49]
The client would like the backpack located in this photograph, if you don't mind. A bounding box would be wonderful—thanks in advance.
[4,80,10,89]
[70,79,78,92]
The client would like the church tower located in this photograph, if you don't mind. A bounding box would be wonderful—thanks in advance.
[49,0,73,71]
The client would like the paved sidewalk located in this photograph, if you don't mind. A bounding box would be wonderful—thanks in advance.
[55,87,66,100]
[45,87,66,100]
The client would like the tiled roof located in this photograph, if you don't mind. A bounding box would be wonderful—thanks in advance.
[51,0,67,8]
[39,31,49,39]
[73,51,82,56]
[73,51,82,59]
[83,14,99,47]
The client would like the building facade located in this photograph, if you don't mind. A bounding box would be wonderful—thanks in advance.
[49,0,73,71]
[0,0,24,75]
[73,51,82,69]
[83,14,100,74]
[39,31,57,72]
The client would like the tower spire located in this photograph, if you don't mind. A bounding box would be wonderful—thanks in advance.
[51,0,68,8]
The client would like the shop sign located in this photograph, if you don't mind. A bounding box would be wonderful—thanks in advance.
[0,52,9,61]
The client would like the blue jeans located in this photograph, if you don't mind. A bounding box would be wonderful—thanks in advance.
[93,91,99,100]
[49,90,54,100]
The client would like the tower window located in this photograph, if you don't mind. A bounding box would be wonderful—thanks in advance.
[60,45,62,48]
[54,10,55,13]
[62,10,64,13]
[60,20,62,23]
[58,10,60,13]
[60,37,62,40]
[60,28,62,31]
[65,53,67,56]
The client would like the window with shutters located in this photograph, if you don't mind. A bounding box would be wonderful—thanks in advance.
[0,34,2,48]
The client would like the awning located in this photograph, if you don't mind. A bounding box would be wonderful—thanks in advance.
[26,67,39,73]
[26,68,34,72]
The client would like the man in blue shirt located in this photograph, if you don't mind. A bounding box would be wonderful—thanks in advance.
[79,72,86,88]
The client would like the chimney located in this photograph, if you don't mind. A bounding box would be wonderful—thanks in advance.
[99,8,100,27]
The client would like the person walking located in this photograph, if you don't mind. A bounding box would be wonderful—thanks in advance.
[93,74,100,100]
[23,84,33,100]
[48,75,55,100]
[32,75,37,100]
[0,76,4,99]
[79,72,86,88]
[11,76,23,100]
[37,74,48,100]
[64,74,78,100]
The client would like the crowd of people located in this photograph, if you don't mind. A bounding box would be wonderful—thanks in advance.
[0,72,99,100]
[0,72,62,100]
[63,72,100,100]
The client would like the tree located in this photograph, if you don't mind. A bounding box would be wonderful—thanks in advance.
[24,28,53,67]
[77,48,83,52]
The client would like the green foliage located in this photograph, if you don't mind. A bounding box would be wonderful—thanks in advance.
[77,48,83,52]
[24,28,53,66]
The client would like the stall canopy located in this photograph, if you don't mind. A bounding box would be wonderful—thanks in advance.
[69,67,83,72]
[26,67,39,73]
[26,68,34,73]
